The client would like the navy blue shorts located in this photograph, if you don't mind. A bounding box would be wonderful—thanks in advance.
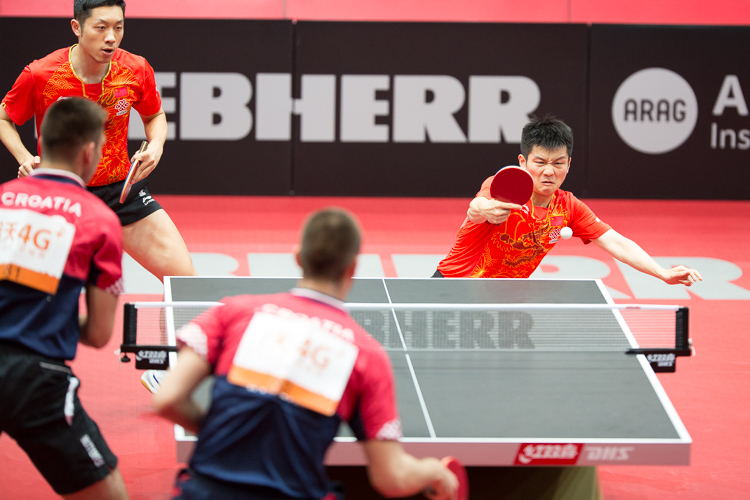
[0,341,118,494]
[173,468,344,500]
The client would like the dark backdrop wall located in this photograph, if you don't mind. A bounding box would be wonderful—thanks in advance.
[0,18,747,200]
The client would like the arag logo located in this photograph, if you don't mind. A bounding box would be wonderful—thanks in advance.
[612,68,698,154]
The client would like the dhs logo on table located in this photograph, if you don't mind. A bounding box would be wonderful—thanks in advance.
[612,68,698,154]
[514,443,583,465]
[646,352,676,369]
[135,349,168,369]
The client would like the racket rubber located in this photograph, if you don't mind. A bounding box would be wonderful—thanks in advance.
[119,141,148,204]
[442,456,469,500]
[489,165,533,205]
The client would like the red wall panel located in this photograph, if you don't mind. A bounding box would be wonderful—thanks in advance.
[2,0,749,24]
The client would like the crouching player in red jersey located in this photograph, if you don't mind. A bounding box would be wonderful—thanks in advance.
[435,116,702,286]
[0,98,128,498]
[153,208,459,500]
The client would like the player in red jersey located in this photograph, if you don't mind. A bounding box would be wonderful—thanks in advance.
[436,116,702,285]
[0,97,128,498]
[0,0,197,393]
[0,0,196,286]
[153,208,459,500]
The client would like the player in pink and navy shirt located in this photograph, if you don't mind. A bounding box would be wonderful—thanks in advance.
[154,208,459,500]
[0,98,127,499]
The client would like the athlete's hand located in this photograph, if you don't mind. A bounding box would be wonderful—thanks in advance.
[18,156,40,178]
[129,144,163,184]
[661,265,703,286]
[468,196,523,225]
[423,460,459,500]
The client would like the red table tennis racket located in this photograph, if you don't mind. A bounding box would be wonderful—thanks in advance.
[442,456,469,500]
[119,141,148,204]
[425,456,468,500]
[489,165,533,205]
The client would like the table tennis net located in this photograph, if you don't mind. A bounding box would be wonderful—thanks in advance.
[121,301,689,354]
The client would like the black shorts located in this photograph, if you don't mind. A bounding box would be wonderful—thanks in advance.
[0,341,118,495]
[88,178,163,226]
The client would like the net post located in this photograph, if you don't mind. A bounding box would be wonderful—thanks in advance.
[675,307,689,350]
[123,303,137,347]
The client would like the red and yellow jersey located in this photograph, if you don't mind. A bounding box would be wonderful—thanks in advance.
[1,46,162,187]
[438,175,611,278]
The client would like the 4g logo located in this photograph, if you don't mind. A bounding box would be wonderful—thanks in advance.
[297,338,331,372]
[0,221,55,253]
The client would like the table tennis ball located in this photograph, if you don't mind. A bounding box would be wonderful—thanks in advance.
[560,227,573,239]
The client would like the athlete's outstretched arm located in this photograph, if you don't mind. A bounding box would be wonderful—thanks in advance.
[593,229,702,286]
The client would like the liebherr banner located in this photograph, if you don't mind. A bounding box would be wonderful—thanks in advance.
[3,19,747,200]
[290,21,589,197]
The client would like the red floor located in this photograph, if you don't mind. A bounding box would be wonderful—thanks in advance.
[1,196,749,499]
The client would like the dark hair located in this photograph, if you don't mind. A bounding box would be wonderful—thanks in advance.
[299,208,361,282]
[520,115,573,158]
[41,98,107,163]
[74,0,125,26]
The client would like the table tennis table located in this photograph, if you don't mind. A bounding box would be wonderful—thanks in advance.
[130,277,691,468]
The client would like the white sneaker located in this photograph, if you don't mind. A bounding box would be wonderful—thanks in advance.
[140,369,167,394]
